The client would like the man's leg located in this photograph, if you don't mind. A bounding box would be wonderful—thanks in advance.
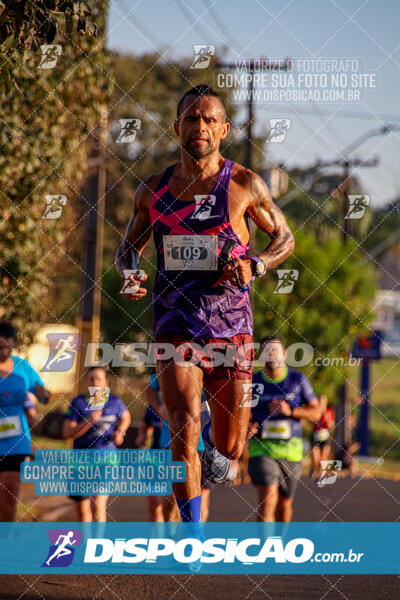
[200,487,211,522]
[75,498,92,522]
[162,494,181,522]
[93,495,109,522]
[256,484,279,522]
[311,445,320,478]
[156,360,203,522]
[276,493,293,522]
[0,471,20,522]
[203,377,251,460]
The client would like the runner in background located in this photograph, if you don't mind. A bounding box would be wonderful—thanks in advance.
[63,366,131,522]
[0,320,51,522]
[335,411,360,477]
[310,394,335,480]
[136,370,211,522]
[248,335,321,522]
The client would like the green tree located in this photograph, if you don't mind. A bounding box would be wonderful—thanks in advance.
[253,227,377,398]
[0,0,111,347]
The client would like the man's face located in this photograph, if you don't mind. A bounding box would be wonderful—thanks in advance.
[174,95,229,159]
[87,368,107,388]
[263,340,287,370]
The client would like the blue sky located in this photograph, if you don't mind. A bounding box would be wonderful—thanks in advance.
[106,0,400,207]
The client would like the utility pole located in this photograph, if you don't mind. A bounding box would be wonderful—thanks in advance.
[215,59,290,169]
[319,157,378,242]
[74,103,108,395]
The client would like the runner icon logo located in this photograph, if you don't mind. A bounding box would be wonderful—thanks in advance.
[42,333,81,372]
[42,195,67,220]
[190,45,215,69]
[88,386,110,410]
[317,460,342,487]
[345,195,370,219]
[116,119,141,144]
[42,529,81,567]
[239,383,264,407]
[267,119,291,143]
[38,45,62,69]
[274,269,299,293]
[191,195,217,220]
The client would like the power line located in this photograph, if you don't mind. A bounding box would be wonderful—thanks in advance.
[174,0,212,41]
[202,0,243,54]
[266,106,400,123]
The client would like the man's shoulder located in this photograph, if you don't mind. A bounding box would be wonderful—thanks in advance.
[287,367,307,382]
[137,166,174,200]
[231,163,266,191]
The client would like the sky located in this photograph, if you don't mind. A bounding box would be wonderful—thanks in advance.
[105,0,400,207]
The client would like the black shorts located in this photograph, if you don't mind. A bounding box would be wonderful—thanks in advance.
[0,454,29,473]
[248,455,302,498]
[68,495,89,502]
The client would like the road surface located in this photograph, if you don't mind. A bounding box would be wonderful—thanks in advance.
[1,475,399,599]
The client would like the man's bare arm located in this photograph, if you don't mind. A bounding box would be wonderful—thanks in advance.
[115,182,153,278]
[247,171,295,269]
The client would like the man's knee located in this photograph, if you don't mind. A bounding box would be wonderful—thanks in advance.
[214,436,245,460]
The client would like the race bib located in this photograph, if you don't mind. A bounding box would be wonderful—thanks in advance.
[163,235,218,271]
[0,416,22,439]
[313,428,330,443]
[261,419,291,440]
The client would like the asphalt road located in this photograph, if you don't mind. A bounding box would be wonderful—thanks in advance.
[1,475,399,600]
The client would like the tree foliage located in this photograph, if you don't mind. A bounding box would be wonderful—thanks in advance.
[253,227,377,397]
[0,0,111,347]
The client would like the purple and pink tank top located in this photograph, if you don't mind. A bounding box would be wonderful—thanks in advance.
[150,158,253,339]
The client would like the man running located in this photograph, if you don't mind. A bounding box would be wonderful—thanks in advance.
[115,84,294,524]
[248,336,321,522]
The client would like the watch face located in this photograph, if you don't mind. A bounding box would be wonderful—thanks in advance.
[256,261,266,276]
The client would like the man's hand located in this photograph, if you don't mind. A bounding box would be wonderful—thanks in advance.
[120,272,148,300]
[269,398,292,417]
[35,383,50,405]
[247,421,259,440]
[89,409,103,424]
[112,429,126,446]
[222,257,253,288]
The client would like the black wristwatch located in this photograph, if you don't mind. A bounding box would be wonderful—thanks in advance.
[250,256,267,278]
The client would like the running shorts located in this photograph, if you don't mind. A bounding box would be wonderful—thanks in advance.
[154,333,254,381]
[0,454,29,473]
[248,455,302,498]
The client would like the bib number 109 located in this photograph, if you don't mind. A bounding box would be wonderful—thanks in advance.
[172,246,207,261]
[163,235,218,271]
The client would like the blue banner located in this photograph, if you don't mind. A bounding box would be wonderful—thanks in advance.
[0,522,398,574]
